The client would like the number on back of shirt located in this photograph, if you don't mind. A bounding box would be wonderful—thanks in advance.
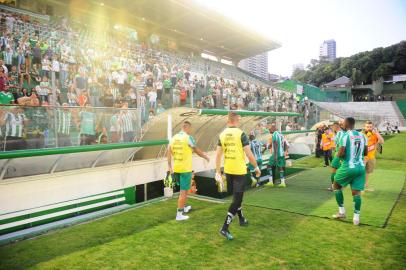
[353,141,361,158]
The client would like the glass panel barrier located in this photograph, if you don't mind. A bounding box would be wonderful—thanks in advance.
[0,105,141,152]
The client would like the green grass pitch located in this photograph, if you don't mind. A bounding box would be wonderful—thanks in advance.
[0,134,405,270]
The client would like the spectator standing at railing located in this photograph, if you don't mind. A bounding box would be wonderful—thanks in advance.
[25,103,49,149]
[56,103,72,147]
[0,106,27,151]
[119,103,136,142]
[78,104,96,145]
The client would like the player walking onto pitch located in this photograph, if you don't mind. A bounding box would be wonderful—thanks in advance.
[328,121,345,191]
[248,134,263,187]
[216,112,261,240]
[332,117,368,225]
[167,121,210,221]
[265,125,289,187]
[362,121,384,191]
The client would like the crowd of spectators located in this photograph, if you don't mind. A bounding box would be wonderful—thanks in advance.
[0,8,309,151]
[0,8,302,113]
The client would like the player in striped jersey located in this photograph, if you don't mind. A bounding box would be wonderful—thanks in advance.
[248,134,264,187]
[266,125,289,187]
[328,121,345,191]
[332,117,368,225]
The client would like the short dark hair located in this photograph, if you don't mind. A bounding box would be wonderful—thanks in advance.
[183,121,191,127]
[345,117,355,129]
[228,112,239,122]
[249,134,255,141]
[365,121,373,125]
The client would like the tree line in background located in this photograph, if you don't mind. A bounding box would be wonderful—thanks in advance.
[292,41,406,87]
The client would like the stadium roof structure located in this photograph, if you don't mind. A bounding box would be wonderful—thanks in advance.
[46,0,281,62]
[324,76,352,87]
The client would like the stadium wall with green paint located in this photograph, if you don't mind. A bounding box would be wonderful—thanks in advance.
[0,187,135,235]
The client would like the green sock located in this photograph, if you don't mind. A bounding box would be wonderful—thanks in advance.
[353,195,361,214]
[330,173,336,183]
[334,189,344,207]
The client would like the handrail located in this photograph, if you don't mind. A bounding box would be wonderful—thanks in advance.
[281,129,315,135]
[199,109,302,117]
[0,140,169,160]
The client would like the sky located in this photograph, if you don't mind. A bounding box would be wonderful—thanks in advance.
[194,0,406,76]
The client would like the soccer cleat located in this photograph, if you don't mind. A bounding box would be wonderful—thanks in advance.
[183,205,192,213]
[239,218,249,227]
[176,214,189,221]
[265,181,274,187]
[332,213,346,219]
[219,228,234,240]
[278,182,286,188]
[353,218,360,226]
[327,186,333,191]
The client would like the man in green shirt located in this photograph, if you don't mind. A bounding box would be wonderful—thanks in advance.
[0,90,14,105]
[332,117,368,226]
[266,125,289,187]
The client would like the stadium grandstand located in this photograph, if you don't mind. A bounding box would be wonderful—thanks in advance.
[0,1,405,270]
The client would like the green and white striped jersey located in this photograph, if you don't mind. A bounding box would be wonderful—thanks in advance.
[341,130,367,168]
[56,110,72,135]
[119,111,135,133]
[271,131,285,157]
[335,130,345,151]
[4,112,25,138]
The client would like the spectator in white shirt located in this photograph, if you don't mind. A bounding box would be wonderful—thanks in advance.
[148,89,157,110]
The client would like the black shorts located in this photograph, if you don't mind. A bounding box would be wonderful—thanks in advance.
[225,174,246,193]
